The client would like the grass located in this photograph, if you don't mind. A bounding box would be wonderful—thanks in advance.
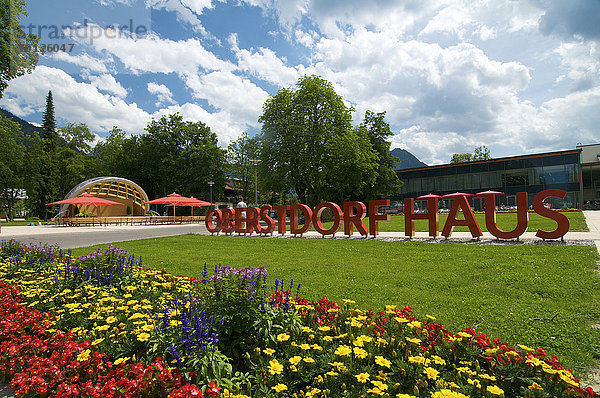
[1,221,33,226]
[314,210,588,232]
[72,234,600,373]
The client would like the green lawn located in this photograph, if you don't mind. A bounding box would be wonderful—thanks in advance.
[72,235,600,373]
[314,210,587,232]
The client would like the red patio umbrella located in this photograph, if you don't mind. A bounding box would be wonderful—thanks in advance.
[417,193,441,199]
[47,193,124,207]
[47,193,124,217]
[144,193,210,220]
[475,190,505,196]
[441,192,474,198]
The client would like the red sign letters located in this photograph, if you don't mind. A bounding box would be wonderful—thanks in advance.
[205,189,570,240]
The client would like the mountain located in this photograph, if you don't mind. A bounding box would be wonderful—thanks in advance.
[0,108,42,146]
[391,148,427,170]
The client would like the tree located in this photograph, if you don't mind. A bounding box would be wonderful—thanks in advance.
[30,91,60,219]
[358,110,401,200]
[450,153,473,164]
[450,146,491,164]
[226,132,261,203]
[137,114,226,201]
[473,145,491,161]
[0,0,39,98]
[259,75,399,206]
[0,114,27,220]
[56,123,97,195]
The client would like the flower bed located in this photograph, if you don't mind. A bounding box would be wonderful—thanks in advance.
[0,240,596,397]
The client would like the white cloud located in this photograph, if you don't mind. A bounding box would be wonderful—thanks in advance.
[147,82,176,106]
[554,40,599,91]
[86,74,128,98]
[0,66,150,133]
[51,52,110,73]
[65,24,233,75]
[184,71,269,126]
[230,34,300,86]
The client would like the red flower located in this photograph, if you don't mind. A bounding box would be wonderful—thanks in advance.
[203,381,220,397]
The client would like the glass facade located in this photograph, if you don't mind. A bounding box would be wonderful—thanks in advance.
[392,150,581,210]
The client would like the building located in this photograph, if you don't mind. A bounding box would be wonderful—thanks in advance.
[55,177,149,217]
[392,144,600,210]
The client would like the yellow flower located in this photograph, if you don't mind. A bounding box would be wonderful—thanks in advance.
[529,382,544,391]
[486,385,504,396]
[430,390,468,398]
[137,332,151,342]
[91,338,104,346]
[480,373,496,381]
[366,387,383,396]
[318,326,331,332]
[408,355,427,365]
[517,344,534,352]
[105,316,117,324]
[406,337,422,344]
[353,347,368,359]
[457,332,472,338]
[356,372,370,383]
[375,356,392,368]
[326,371,338,377]
[114,357,129,365]
[335,345,352,356]
[301,326,314,333]
[426,314,436,320]
[272,383,287,393]
[303,357,315,363]
[269,359,284,375]
[277,333,290,342]
[289,356,302,366]
[395,316,409,323]
[312,344,323,350]
[263,348,275,356]
[407,320,421,328]
[77,349,91,362]
[424,367,439,380]
[299,343,311,350]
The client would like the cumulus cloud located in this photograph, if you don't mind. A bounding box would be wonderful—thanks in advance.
[539,0,600,41]
[86,74,128,98]
[65,24,233,75]
[50,52,111,73]
[230,34,300,86]
[147,82,176,106]
[0,66,150,133]
[184,71,269,127]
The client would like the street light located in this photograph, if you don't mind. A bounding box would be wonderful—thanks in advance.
[207,181,214,208]
[250,159,261,206]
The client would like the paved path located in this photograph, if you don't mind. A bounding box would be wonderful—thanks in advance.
[0,223,207,249]
[1,212,600,396]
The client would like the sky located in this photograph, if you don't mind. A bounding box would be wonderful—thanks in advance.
[2,0,600,165]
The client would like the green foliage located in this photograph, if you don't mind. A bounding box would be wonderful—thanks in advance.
[226,132,261,204]
[0,0,39,98]
[0,114,27,220]
[259,75,398,206]
[451,146,491,163]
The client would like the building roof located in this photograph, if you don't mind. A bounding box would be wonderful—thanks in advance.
[395,148,581,174]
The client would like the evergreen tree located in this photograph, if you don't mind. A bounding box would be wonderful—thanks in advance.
[33,90,60,220]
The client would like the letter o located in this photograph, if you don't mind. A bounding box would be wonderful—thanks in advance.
[205,208,222,233]
[312,202,342,235]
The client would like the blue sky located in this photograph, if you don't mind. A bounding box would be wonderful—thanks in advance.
[2,0,600,165]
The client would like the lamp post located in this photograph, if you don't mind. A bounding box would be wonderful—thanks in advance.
[250,159,261,206]
[207,181,214,208]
